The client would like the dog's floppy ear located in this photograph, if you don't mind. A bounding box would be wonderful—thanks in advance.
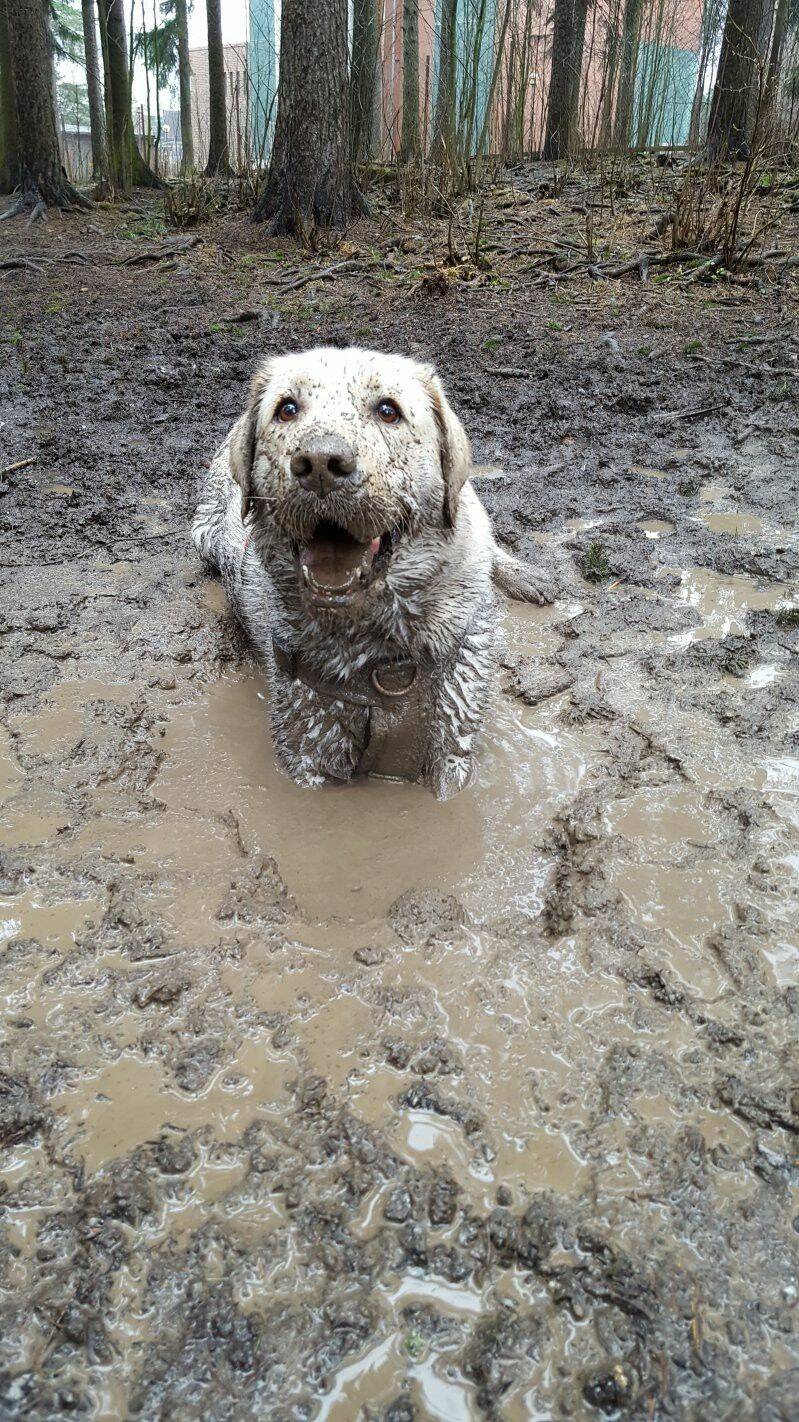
[421,366,472,528]
[229,365,269,521]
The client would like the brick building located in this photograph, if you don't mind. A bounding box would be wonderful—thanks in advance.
[189,42,251,170]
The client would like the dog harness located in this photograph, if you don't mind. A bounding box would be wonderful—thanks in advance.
[271,635,430,783]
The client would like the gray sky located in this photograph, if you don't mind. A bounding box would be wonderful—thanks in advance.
[58,0,251,112]
[187,0,248,51]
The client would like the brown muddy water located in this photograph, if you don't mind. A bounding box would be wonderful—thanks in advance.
[2,568,798,1420]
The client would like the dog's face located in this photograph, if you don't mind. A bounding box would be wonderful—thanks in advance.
[230,347,471,612]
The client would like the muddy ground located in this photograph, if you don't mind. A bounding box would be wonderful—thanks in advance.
[1,166,798,1420]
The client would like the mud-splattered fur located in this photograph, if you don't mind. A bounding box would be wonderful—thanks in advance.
[192,347,547,799]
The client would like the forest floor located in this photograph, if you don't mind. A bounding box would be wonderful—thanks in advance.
[1,157,798,1421]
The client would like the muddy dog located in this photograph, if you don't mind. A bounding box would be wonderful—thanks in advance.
[192,346,548,799]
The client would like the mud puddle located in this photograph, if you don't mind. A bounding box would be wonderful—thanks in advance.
[6,606,601,1186]
[671,565,796,640]
[156,671,587,926]
[1,489,798,1422]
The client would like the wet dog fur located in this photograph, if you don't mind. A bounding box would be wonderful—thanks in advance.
[192,346,548,799]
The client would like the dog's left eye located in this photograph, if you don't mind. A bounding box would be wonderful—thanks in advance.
[275,398,299,422]
[375,399,402,425]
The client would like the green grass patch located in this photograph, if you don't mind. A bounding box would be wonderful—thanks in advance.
[583,541,613,583]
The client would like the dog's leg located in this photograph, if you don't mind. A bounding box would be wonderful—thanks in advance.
[191,447,244,587]
[268,671,368,789]
[492,546,554,605]
[424,612,496,801]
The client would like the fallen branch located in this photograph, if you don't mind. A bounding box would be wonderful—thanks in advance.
[0,195,29,221]
[655,404,725,422]
[118,234,202,266]
[262,258,365,292]
[221,309,261,323]
[689,352,799,378]
[1,456,37,476]
[0,257,45,273]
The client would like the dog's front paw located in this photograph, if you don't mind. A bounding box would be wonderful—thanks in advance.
[428,754,475,801]
[510,570,555,606]
[272,747,326,791]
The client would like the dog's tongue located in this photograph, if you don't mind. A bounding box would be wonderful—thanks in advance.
[300,530,381,591]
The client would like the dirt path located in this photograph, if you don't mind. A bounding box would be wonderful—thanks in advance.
[0,196,798,1420]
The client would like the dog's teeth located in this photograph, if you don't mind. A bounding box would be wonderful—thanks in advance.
[302,566,311,585]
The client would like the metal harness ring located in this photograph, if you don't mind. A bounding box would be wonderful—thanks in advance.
[370,664,418,698]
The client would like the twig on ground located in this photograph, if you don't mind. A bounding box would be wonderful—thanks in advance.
[655,404,725,422]
[221,309,261,323]
[1,457,37,476]
[0,196,29,221]
[118,234,201,266]
[262,258,365,292]
[689,352,799,377]
[0,257,45,273]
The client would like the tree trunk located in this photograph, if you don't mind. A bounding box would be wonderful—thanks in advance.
[253,0,360,235]
[400,0,420,162]
[612,0,642,146]
[174,0,193,170]
[3,0,90,206]
[707,0,767,159]
[98,0,161,190]
[350,0,379,164]
[0,0,20,192]
[598,9,620,149]
[204,0,229,174]
[543,0,590,159]
[688,0,723,147]
[762,0,788,135]
[81,0,107,182]
[98,0,131,187]
[431,0,457,165]
[141,0,152,162]
[151,0,161,175]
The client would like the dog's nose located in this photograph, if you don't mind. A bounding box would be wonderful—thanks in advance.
[290,435,357,496]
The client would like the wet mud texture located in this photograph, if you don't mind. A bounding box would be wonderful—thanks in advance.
[1,214,798,1421]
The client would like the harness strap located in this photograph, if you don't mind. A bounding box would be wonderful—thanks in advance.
[272,636,428,782]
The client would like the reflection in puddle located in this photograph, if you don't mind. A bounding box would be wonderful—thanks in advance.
[4,590,797,1418]
[674,567,794,640]
[604,785,718,846]
[697,509,766,536]
[564,515,606,533]
[154,665,590,926]
[639,519,674,539]
[698,482,731,503]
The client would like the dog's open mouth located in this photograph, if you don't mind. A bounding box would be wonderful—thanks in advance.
[297,520,399,607]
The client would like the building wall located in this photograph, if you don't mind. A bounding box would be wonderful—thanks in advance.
[189,43,250,169]
[377,0,705,158]
[248,0,278,161]
[184,1,707,169]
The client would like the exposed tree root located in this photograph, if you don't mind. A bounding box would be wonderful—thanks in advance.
[1,178,93,222]
[0,194,28,221]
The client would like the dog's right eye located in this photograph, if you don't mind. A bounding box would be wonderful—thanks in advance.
[275,398,299,422]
